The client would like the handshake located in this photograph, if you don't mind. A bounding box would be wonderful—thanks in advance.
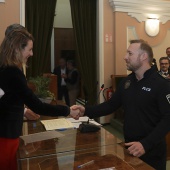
[69,105,85,120]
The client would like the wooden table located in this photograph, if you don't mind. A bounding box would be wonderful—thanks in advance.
[18,144,154,170]
[17,117,155,170]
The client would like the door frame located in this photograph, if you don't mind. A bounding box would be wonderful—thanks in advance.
[20,0,104,90]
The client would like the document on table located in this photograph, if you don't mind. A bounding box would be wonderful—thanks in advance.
[20,131,64,144]
[41,118,75,131]
[66,116,102,128]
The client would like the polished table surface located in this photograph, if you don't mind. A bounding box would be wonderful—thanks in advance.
[19,117,121,159]
[17,115,155,170]
[18,144,154,170]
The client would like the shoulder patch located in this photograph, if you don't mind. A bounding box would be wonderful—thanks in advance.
[124,80,131,89]
[0,88,5,98]
[166,94,170,104]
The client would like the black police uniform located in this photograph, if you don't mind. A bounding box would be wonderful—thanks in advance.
[84,67,170,170]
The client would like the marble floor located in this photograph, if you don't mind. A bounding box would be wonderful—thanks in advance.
[103,124,170,170]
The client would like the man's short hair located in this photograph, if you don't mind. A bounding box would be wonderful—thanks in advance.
[130,39,153,64]
[159,57,170,63]
[166,47,170,52]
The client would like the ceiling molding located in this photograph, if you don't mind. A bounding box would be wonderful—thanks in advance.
[109,0,170,24]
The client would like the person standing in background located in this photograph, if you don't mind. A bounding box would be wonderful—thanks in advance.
[53,57,70,106]
[65,60,79,106]
[158,57,170,79]
[166,47,170,73]
[151,58,158,71]
[166,47,170,60]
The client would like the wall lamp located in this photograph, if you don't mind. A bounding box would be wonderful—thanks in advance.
[145,18,159,37]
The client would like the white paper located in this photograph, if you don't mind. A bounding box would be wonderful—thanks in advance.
[66,116,102,128]
[41,118,75,130]
[20,131,64,144]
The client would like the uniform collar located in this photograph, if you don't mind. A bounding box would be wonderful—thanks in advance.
[131,67,156,81]
[143,66,156,78]
[161,71,168,74]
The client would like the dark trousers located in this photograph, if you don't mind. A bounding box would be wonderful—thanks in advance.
[140,141,166,170]
[58,86,70,106]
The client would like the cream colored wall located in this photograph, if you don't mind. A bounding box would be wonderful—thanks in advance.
[54,0,72,28]
[103,1,170,85]
[115,12,170,73]
[103,0,114,89]
[1,0,170,88]
[0,0,20,43]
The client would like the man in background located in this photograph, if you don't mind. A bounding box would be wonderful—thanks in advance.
[151,58,158,71]
[166,47,170,60]
[53,57,70,106]
[65,60,79,106]
[158,57,170,79]
[166,47,170,73]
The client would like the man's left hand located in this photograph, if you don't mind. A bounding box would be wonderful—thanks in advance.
[125,141,145,157]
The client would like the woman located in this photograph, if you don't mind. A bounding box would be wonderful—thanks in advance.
[0,28,78,170]
[5,24,40,121]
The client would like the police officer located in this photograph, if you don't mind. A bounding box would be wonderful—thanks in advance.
[71,39,170,170]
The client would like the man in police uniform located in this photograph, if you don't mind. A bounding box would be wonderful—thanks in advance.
[71,39,170,170]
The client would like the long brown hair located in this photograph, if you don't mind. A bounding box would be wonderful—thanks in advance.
[0,29,34,69]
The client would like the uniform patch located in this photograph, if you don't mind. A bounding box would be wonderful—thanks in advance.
[166,94,170,104]
[124,80,131,89]
[142,87,151,91]
[0,88,5,99]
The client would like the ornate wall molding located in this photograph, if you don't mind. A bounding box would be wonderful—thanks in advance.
[109,0,170,24]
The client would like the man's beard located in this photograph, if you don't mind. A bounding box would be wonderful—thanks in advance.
[126,58,142,72]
